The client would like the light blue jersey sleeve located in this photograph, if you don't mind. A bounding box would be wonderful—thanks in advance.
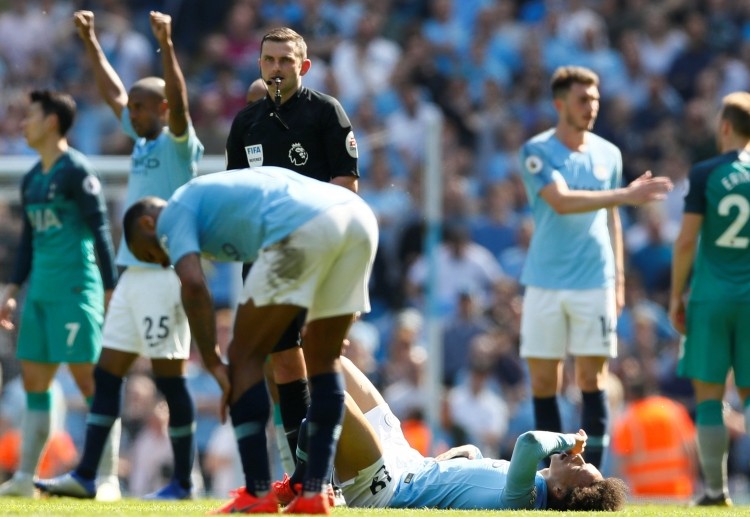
[501,431,578,509]
[389,431,577,510]
[519,130,622,289]
[117,108,204,268]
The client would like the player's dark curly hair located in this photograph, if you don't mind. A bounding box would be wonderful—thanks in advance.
[30,90,76,136]
[547,477,628,512]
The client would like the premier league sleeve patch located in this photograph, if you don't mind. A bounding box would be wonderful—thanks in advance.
[525,155,543,175]
[82,175,102,195]
[346,130,358,158]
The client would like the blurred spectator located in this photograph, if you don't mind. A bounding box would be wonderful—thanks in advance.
[406,222,504,316]
[469,180,519,261]
[203,421,243,498]
[330,10,401,108]
[445,334,508,457]
[378,308,426,389]
[441,289,493,387]
[343,318,380,382]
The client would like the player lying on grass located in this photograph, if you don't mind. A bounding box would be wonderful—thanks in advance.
[269,356,628,512]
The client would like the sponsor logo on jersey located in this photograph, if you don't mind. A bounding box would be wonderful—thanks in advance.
[346,130,358,158]
[289,142,308,166]
[525,155,543,174]
[27,207,62,232]
[82,175,102,195]
[245,144,263,167]
[593,164,611,181]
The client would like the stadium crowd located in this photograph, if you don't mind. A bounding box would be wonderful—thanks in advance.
[1,0,750,502]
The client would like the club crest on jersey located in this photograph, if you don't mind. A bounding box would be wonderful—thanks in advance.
[245,144,264,168]
[82,175,102,195]
[593,164,611,181]
[289,142,308,166]
[525,155,543,174]
[346,130,358,158]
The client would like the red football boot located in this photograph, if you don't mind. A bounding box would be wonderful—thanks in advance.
[282,492,331,515]
[209,486,279,514]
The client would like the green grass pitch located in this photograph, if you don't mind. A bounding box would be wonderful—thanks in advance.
[0,498,740,517]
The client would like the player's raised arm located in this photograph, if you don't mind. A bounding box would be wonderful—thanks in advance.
[149,11,189,137]
[73,10,128,118]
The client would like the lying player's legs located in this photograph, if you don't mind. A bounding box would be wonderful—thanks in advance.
[334,356,390,483]
[335,357,423,508]
[341,355,387,414]
[334,394,383,482]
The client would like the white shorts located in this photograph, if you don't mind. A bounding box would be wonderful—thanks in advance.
[337,404,426,508]
[102,267,191,359]
[241,200,378,322]
[520,286,617,359]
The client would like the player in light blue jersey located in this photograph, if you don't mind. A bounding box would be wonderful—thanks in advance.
[121,166,378,514]
[272,356,627,512]
[36,11,204,502]
[518,66,673,469]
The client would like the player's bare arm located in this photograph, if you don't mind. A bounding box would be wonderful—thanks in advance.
[541,171,673,214]
[150,11,189,137]
[669,213,702,334]
[73,10,128,118]
[608,207,625,314]
[174,253,231,420]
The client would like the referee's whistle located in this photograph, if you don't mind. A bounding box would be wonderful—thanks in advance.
[274,77,282,108]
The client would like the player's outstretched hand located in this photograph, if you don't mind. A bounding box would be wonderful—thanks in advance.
[149,11,172,45]
[625,170,674,204]
[73,10,95,40]
[569,429,587,456]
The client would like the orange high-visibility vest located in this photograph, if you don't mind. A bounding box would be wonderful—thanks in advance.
[612,396,696,498]
[0,429,77,478]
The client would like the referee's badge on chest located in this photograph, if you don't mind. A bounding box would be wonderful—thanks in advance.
[245,144,263,167]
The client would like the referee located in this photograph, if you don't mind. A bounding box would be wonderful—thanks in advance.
[225,27,359,496]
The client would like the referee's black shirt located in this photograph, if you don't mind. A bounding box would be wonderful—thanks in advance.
[225,86,359,182]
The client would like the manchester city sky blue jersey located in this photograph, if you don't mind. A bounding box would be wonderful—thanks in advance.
[117,108,204,267]
[519,129,622,289]
[388,431,578,510]
[156,166,361,265]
